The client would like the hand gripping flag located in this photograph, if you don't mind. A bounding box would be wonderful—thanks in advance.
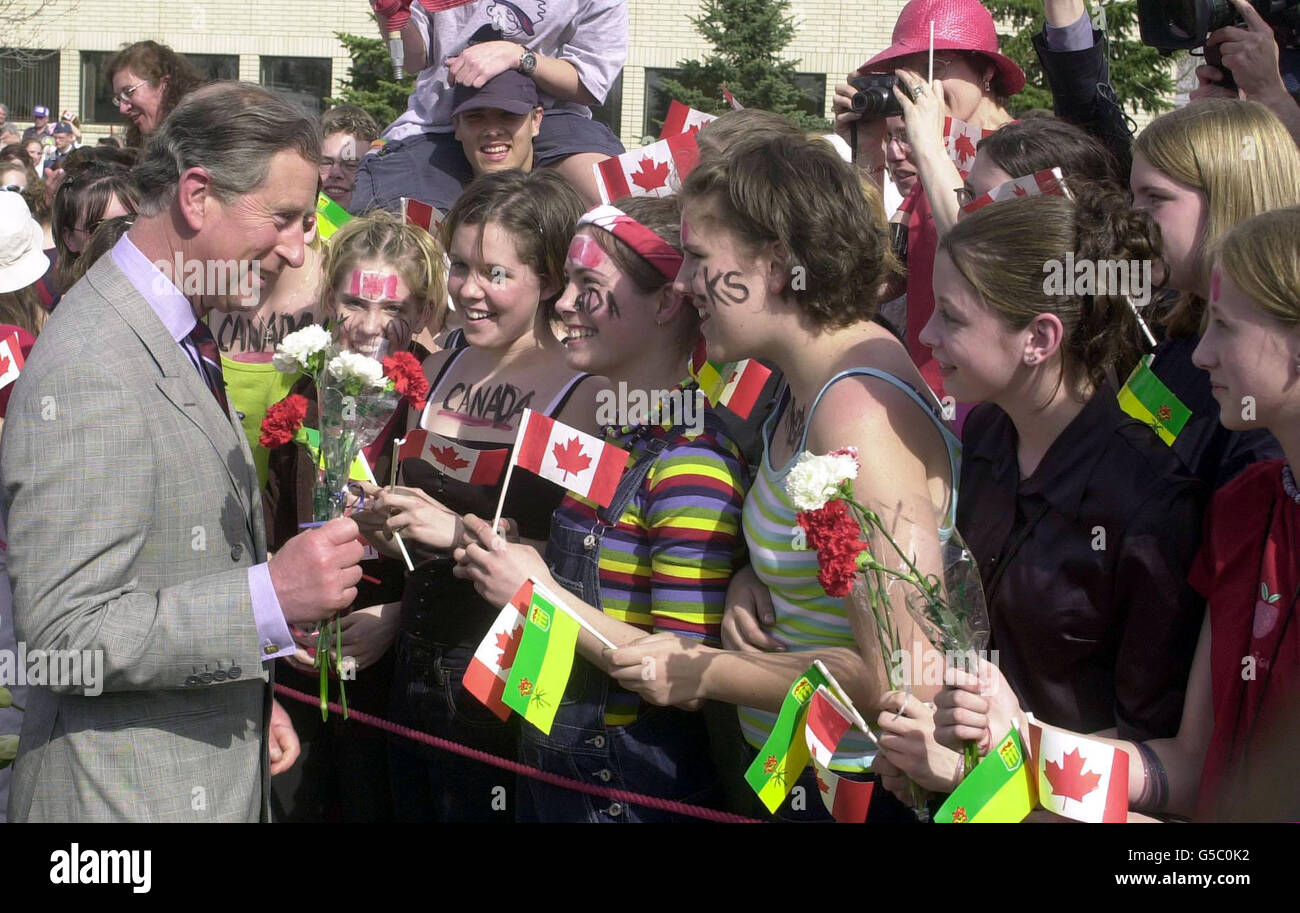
[960,167,1071,215]
[593,131,701,204]
[660,100,718,139]
[805,685,875,822]
[511,408,628,508]
[688,338,772,420]
[465,579,532,720]
[0,329,27,392]
[744,663,830,813]
[401,197,442,234]
[1028,720,1129,822]
[502,581,581,734]
[397,429,509,485]
[316,192,352,243]
[1117,354,1191,446]
[935,726,1037,823]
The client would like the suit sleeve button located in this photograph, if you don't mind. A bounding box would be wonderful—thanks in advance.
[231,544,244,561]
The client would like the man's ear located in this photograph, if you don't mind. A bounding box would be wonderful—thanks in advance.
[175,165,213,233]
[531,108,543,138]
[452,113,464,142]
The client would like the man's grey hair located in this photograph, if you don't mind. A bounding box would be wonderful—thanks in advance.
[133,81,322,216]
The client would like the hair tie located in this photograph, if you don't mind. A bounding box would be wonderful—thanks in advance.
[576,204,683,282]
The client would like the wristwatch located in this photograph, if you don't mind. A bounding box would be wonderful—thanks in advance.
[518,48,538,77]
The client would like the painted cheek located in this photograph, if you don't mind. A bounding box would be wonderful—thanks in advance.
[568,235,605,270]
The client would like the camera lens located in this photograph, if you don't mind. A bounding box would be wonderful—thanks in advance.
[1205,0,1241,30]
[1166,0,1203,38]
[856,88,894,119]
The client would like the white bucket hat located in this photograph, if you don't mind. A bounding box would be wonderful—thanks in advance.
[0,190,49,294]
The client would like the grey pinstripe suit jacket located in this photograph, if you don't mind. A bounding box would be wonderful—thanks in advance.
[1,252,274,822]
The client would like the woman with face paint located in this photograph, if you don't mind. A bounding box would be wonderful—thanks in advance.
[262,210,447,823]
[453,195,750,822]
[353,169,608,822]
[931,208,1300,821]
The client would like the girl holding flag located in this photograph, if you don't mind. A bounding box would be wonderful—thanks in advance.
[930,208,1300,822]
[261,209,447,822]
[356,169,606,822]
[454,194,749,822]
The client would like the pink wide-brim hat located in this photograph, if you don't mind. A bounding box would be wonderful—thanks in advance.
[858,0,1027,96]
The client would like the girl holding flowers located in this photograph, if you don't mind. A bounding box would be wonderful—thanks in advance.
[260,209,447,822]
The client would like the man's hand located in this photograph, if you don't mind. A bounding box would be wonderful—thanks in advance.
[446,41,526,88]
[268,698,300,776]
[268,517,364,625]
[1205,0,1289,101]
[720,564,784,653]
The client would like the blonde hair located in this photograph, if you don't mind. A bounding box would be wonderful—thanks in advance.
[1212,206,1300,328]
[1134,99,1300,336]
[321,210,448,334]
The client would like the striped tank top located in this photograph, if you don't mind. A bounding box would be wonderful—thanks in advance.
[737,368,962,771]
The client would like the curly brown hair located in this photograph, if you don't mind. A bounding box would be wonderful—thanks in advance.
[679,131,891,330]
[106,41,206,149]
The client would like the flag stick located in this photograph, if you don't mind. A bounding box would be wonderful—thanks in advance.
[1130,301,1158,348]
[490,456,517,535]
[928,21,935,84]
[533,578,618,650]
[813,659,875,738]
[380,439,415,572]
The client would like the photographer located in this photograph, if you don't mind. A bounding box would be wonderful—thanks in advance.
[1189,0,1300,145]
[833,0,1021,401]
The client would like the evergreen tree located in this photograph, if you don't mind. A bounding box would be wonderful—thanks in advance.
[327,28,417,128]
[658,0,830,130]
[985,0,1176,116]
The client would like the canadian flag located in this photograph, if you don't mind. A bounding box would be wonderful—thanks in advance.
[721,85,744,111]
[814,758,874,823]
[660,100,717,140]
[463,580,530,721]
[1028,719,1129,823]
[593,132,701,204]
[0,329,27,392]
[961,167,1070,216]
[943,116,996,173]
[396,429,508,485]
[512,408,628,508]
[401,197,442,234]
[804,685,874,822]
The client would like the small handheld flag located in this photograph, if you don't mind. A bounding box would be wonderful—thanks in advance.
[502,581,582,734]
[510,409,629,508]
[935,726,1037,823]
[660,100,717,139]
[593,132,701,204]
[316,192,352,242]
[744,664,830,813]
[0,329,27,392]
[1028,719,1129,823]
[397,429,509,485]
[1117,354,1190,446]
[464,580,533,720]
[688,338,772,420]
[401,197,442,234]
[960,167,1070,215]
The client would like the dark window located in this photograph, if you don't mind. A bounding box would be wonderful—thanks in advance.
[80,51,125,125]
[260,56,332,116]
[185,53,239,82]
[589,69,623,138]
[643,68,828,137]
[1,49,60,122]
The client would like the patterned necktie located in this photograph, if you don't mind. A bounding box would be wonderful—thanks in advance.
[186,320,230,419]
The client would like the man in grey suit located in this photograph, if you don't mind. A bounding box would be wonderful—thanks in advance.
[1,82,364,822]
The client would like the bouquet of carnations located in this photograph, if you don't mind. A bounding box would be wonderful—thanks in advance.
[259,325,429,718]
[784,447,990,779]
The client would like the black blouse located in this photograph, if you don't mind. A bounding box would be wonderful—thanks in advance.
[957,384,1208,741]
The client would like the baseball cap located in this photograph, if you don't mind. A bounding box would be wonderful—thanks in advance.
[0,191,50,294]
[451,70,540,118]
[52,122,74,135]
[33,105,49,118]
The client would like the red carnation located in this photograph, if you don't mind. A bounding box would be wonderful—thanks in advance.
[797,499,868,598]
[259,394,309,448]
[383,351,429,412]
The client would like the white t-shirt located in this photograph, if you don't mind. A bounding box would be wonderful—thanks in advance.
[385,0,628,141]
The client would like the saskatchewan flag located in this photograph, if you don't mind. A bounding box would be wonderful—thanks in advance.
[744,663,829,813]
[501,585,580,735]
[316,192,352,243]
[935,727,1036,823]
[686,338,772,420]
[1117,354,1190,446]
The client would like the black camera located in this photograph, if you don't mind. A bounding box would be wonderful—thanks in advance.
[849,74,905,120]
[1138,0,1300,88]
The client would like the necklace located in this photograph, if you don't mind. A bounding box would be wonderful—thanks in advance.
[1283,463,1300,505]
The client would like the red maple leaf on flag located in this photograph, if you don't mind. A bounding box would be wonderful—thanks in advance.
[1045,747,1102,802]
[954,133,978,164]
[816,771,830,794]
[631,156,670,192]
[430,445,469,471]
[686,124,701,139]
[552,437,592,480]
[1012,184,1029,196]
[495,624,521,670]
[0,354,9,377]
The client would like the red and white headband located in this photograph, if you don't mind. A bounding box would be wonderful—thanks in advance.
[576,204,683,282]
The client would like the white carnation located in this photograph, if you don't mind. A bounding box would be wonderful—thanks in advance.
[784,448,860,511]
[326,350,386,388]
[273,324,333,371]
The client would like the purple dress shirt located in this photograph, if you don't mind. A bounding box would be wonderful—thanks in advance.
[111,233,294,661]
[1045,12,1095,52]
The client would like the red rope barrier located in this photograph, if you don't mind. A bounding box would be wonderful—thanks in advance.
[274,683,764,823]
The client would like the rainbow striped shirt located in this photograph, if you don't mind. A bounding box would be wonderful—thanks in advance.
[552,406,748,726]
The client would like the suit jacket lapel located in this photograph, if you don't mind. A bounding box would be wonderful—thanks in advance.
[91,257,256,525]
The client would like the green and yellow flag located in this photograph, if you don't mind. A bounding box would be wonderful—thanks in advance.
[936,727,1036,823]
[502,586,580,735]
[316,192,352,243]
[1117,354,1191,446]
[744,664,830,813]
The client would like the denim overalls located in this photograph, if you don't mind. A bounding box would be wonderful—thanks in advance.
[517,426,723,822]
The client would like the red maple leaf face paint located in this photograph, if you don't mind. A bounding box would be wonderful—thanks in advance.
[349,269,402,302]
[568,234,606,271]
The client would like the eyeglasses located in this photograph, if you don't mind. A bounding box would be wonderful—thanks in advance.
[319,158,360,174]
[111,81,148,108]
[954,187,976,207]
[2,184,23,193]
